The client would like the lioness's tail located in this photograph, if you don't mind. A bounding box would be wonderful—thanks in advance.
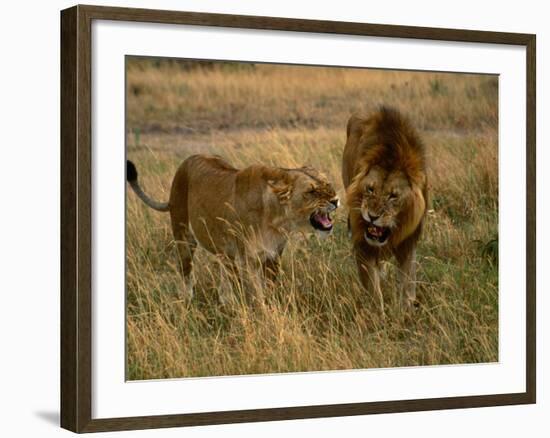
[126,160,170,212]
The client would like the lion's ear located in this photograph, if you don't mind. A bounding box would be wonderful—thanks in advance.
[348,167,369,192]
[268,179,293,203]
[345,170,367,207]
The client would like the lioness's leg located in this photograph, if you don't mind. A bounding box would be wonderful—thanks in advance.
[169,167,196,299]
[395,244,417,312]
[218,256,265,307]
[218,255,242,306]
[241,257,266,306]
[262,244,285,285]
[355,250,385,319]
[172,223,197,299]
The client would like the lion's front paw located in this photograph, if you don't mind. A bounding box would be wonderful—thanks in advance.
[402,298,420,321]
[180,277,194,301]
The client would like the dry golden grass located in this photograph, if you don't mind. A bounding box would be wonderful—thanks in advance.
[126,59,498,380]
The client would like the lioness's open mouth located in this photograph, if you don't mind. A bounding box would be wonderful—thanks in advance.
[365,223,391,244]
[310,211,333,232]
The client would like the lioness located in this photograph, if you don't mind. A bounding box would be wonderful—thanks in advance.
[127,155,338,302]
[342,107,428,315]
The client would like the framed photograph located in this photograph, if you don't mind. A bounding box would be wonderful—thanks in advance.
[60,4,536,433]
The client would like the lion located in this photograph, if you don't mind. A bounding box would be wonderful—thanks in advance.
[127,154,339,303]
[342,107,428,315]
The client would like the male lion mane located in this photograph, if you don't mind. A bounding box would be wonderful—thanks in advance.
[343,106,428,252]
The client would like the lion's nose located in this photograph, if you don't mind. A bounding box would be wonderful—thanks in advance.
[368,213,380,222]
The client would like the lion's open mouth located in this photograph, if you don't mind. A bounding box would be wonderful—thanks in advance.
[310,211,333,232]
[365,223,391,244]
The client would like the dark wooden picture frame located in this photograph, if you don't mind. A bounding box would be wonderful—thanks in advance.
[61,4,536,433]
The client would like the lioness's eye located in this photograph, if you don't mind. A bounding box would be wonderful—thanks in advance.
[389,192,398,200]
[305,188,316,196]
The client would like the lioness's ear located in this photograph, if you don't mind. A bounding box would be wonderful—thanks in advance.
[268,179,293,203]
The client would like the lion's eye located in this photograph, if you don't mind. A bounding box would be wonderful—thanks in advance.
[389,192,398,200]
[366,186,374,194]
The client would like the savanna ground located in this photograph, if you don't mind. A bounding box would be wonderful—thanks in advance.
[126,58,498,380]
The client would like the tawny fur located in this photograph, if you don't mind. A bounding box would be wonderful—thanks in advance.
[128,154,338,304]
[342,107,428,315]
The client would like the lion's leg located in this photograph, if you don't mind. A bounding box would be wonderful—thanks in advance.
[355,250,385,319]
[395,245,417,313]
[262,257,281,284]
